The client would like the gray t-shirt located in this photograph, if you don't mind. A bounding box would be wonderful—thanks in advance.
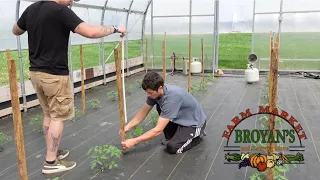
[146,84,206,128]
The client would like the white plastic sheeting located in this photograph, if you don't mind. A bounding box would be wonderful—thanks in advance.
[1,0,320,51]
[0,0,150,51]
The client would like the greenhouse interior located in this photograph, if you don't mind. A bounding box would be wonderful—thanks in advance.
[0,0,320,179]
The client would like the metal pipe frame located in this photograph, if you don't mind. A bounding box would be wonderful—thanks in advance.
[189,0,192,39]
[15,0,28,113]
[151,0,154,68]
[101,0,109,85]
[141,1,152,72]
[125,0,134,75]
[153,14,215,18]
[251,0,256,54]
[259,58,320,61]
[213,0,219,73]
[255,9,320,15]
[21,0,144,14]
[278,0,283,60]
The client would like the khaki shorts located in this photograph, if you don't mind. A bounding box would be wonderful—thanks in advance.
[29,71,75,121]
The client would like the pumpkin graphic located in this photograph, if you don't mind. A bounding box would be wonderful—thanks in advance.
[249,153,267,168]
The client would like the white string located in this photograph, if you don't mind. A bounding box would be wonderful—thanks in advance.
[115,5,149,124]
[118,7,148,124]
[121,36,127,124]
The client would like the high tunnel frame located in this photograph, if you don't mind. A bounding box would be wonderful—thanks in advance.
[14,0,219,113]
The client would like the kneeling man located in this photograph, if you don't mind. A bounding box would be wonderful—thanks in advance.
[121,71,207,154]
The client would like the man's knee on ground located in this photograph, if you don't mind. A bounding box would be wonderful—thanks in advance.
[166,141,179,154]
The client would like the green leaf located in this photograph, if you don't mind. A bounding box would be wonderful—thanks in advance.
[97,160,103,166]
[87,147,93,155]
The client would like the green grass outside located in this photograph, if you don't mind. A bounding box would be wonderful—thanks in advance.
[147,32,320,71]
[0,40,141,86]
[0,32,319,86]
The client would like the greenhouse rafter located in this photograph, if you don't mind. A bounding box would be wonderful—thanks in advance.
[22,0,146,14]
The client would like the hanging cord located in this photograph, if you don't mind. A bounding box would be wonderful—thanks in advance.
[116,6,149,124]
[121,37,127,123]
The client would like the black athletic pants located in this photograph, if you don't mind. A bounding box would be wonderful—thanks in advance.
[156,104,206,154]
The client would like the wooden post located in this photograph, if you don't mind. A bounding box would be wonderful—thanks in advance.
[6,49,11,60]
[188,38,192,92]
[162,40,166,83]
[201,39,204,81]
[270,31,273,65]
[7,59,28,180]
[266,33,279,180]
[80,45,86,115]
[145,38,148,73]
[114,42,126,153]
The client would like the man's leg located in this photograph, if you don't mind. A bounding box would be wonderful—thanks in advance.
[45,120,64,162]
[43,117,69,160]
[31,71,76,174]
[43,116,50,149]
[166,122,206,154]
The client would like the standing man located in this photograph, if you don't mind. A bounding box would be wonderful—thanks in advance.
[12,0,126,174]
[121,71,207,154]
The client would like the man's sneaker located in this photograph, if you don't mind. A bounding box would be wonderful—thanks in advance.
[42,159,76,174]
[57,150,69,160]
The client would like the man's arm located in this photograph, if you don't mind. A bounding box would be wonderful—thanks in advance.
[60,7,126,39]
[74,23,126,39]
[12,24,26,36]
[124,103,153,132]
[134,117,170,144]
[13,7,27,36]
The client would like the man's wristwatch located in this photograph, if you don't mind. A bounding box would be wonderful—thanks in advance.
[113,25,118,33]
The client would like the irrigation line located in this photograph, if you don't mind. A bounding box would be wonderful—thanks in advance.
[0,76,149,156]
[204,83,248,180]
[127,78,224,180]
[0,74,142,141]
[59,79,188,180]
[0,77,182,176]
[163,78,237,180]
[0,96,143,177]
[164,81,229,180]
[289,76,320,165]
[244,76,265,180]
[89,79,200,179]
[29,107,142,179]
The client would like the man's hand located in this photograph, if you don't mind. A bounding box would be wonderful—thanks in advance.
[121,139,138,150]
[117,25,127,38]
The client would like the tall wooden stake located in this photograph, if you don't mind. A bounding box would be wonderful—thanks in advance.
[266,33,279,180]
[201,39,204,81]
[162,40,166,83]
[6,49,11,59]
[145,38,148,73]
[80,45,86,115]
[7,59,28,180]
[114,42,126,153]
[188,38,192,92]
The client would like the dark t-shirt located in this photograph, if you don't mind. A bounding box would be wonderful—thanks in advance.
[17,1,83,75]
